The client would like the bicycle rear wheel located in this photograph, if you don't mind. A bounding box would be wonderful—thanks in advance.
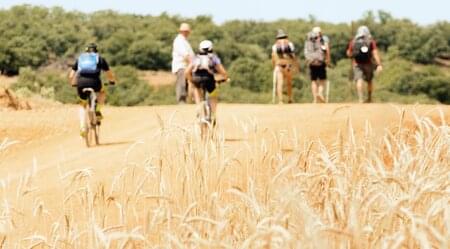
[199,100,212,140]
[85,111,98,147]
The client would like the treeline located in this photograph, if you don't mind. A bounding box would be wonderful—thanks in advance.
[2,5,450,104]
[1,5,449,73]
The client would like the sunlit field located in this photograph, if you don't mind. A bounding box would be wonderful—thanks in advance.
[0,105,448,248]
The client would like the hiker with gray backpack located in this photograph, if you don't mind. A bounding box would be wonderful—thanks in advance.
[304,27,331,103]
[346,26,382,103]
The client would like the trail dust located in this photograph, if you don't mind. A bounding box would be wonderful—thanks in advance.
[0,103,448,247]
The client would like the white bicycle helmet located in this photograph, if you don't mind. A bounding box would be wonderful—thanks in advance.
[199,40,213,53]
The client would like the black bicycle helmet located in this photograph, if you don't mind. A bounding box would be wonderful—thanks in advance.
[86,43,98,52]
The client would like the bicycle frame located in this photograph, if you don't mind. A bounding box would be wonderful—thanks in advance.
[196,78,228,140]
[199,88,212,121]
[83,88,97,124]
[196,85,214,140]
[82,88,99,147]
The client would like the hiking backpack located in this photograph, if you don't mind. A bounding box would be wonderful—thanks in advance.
[304,33,326,65]
[275,40,294,56]
[352,36,373,63]
[77,52,100,74]
[193,54,215,74]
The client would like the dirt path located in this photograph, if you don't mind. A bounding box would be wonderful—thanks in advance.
[0,103,448,200]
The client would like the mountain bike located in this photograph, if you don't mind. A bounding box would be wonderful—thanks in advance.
[198,78,228,140]
[82,87,100,147]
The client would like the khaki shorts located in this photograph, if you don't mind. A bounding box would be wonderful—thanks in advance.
[353,63,375,82]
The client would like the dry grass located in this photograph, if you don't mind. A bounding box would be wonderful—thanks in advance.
[0,108,449,248]
[139,71,175,88]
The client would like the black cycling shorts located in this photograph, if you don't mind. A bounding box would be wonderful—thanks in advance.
[309,64,327,81]
[192,71,216,93]
[77,82,102,100]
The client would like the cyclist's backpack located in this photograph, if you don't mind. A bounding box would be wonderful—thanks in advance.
[77,52,100,74]
[352,36,372,63]
[193,54,214,74]
[304,33,326,65]
[275,40,294,56]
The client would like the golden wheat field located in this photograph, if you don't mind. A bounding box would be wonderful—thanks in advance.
[0,103,449,248]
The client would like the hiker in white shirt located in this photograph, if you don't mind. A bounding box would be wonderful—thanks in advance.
[172,23,194,104]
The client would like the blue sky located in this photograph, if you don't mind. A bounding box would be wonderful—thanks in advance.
[1,0,449,25]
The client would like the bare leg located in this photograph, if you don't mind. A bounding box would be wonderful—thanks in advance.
[356,79,365,103]
[209,96,218,125]
[286,70,293,103]
[317,80,325,103]
[276,68,284,104]
[97,90,106,105]
[192,87,204,121]
[79,102,87,135]
[311,80,318,103]
[187,81,195,104]
[79,105,86,129]
[311,80,325,103]
[272,68,278,103]
[94,90,106,119]
[367,81,373,103]
[193,87,202,105]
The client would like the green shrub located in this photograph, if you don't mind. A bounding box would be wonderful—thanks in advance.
[219,84,271,103]
[105,66,152,106]
[143,85,177,106]
[228,58,272,92]
[380,63,450,104]
[12,67,77,103]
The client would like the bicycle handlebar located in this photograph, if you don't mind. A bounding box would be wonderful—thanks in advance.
[216,78,230,84]
[71,81,116,88]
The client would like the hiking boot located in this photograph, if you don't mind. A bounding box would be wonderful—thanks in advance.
[317,95,326,103]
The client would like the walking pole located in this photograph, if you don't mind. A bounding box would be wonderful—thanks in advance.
[348,21,355,98]
[325,80,330,103]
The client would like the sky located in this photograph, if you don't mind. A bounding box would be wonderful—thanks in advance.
[1,0,449,25]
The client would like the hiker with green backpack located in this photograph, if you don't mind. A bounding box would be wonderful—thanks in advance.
[346,26,382,103]
[304,26,331,103]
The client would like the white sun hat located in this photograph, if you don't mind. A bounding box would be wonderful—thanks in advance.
[179,23,191,32]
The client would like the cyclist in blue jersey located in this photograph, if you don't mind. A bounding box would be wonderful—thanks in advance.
[69,43,116,136]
